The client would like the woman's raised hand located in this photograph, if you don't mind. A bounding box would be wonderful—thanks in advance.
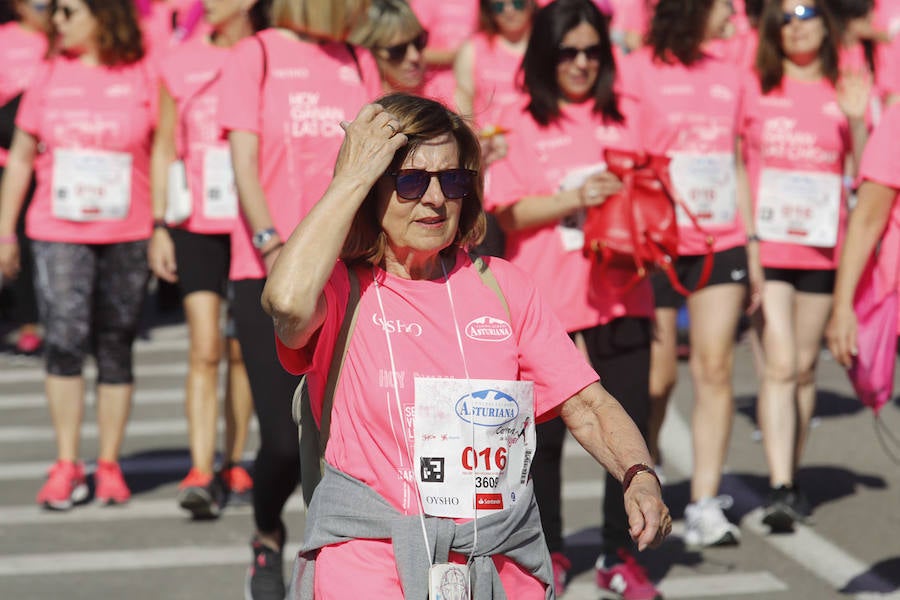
[334,103,409,188]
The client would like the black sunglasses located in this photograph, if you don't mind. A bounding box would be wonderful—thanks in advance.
[377,31,429,63]
[53,4,79,20]
[490,0,527,14]
[557,44,603,64]
[782,4,820,26]
[389,169,477,200]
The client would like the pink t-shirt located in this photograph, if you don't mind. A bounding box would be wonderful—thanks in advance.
[0,23,47,166]
[741,76,852,270]
[160,36,236,235]
[409,0,479,101]
[618,47,746,255]
[276,251,599,599]
[218,30,381,280]
[16,56,157,244]
[487,101,654,331]
[611,0,650,36]
[468,33,528,128]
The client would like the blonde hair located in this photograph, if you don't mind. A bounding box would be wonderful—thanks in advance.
[348,0,423,48]
[270,0,370,40]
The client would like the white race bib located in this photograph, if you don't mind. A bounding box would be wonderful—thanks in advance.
[414,378,535,519]
[556,163,606,252]
[756,168,842,248]
[52,148,132,222]
[202,146,238,219]
[165,160,192,225]
[669,152,737,227]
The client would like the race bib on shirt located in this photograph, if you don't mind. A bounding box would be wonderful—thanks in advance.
[202,147,239,219]
[669,153,737,227]
[556,163,606,252]
[414,378,535,519]
[51,148,132,221]
[756,168,842,248]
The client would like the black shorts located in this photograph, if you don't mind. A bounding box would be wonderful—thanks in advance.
[763,267,835,295]
[169,228,230,298]
[652,245,749,309]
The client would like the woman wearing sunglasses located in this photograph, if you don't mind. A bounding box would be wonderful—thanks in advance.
[148,0,270,521]
[0,0,49,357]
[742,0,869,532]
[217,0,380,597]
[262,91,670,600]
[0,0,155,510]
[349,0,450,102]
[485,0,662,596]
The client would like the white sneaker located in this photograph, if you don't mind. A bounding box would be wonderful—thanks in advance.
[684,496,741,549]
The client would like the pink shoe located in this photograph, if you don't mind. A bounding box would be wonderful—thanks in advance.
[94,460,131,505]
[596,549,662,600]
[15,331,42,355]
[550,551,571,596]
[36,460,88,511]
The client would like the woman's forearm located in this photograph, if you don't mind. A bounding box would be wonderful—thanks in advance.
[0,129,37,235]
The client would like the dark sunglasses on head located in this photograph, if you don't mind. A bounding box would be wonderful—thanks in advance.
[490,0,527,14]
[378,31,429,63]
[557,44,603,64]
[389,168,477,200]
[782,4,820,26]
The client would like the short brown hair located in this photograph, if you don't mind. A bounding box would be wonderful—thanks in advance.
[342,93,487,266]
[271,0,369,41]
[348,0,422,49]
[47,0,144,66]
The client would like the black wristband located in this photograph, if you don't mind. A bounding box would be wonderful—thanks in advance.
[622,463,660,494]
[261,242,284,258]
[153,219,167,230]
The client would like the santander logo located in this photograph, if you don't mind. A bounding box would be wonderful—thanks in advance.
[465,316,512,342]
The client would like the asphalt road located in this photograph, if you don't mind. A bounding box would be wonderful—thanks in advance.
[1,307,900,600]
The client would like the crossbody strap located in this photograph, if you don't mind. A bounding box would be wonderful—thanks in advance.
[318,266,361,453]
[471,254,511,321]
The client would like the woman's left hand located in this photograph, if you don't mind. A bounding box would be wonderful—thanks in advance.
[624,474,671,551]
[837,69,873,122]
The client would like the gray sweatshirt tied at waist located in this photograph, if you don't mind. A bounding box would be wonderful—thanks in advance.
[290,462,555,600]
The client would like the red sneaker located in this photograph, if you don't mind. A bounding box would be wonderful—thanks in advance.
[220,464,253,505]
[94,460,131,505]
[596,549,662,600]
[36,460,88,511]
[15,331,43,355]
[178,467,224,519]
[550,551,571,596]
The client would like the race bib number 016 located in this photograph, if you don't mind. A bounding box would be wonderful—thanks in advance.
[52,148,132,222]
[669,152,737,227]
[414,378,535,519]
[756,168,841,248]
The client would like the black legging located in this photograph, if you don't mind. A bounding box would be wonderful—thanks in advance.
[0,168,38,326]
[531,316,652,554]
[231,278,302,536]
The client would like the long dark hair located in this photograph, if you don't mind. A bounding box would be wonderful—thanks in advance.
[48,0,145,66]
[826,0,876,75]
[647,0,715,66]
[755,0,840,93]
[519,0,622,126]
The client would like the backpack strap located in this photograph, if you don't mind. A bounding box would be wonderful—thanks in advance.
[471,253,510,321]
[317,266,361,453]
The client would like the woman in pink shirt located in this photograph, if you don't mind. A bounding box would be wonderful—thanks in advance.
[262,91,670,600]
[618,0,752,550]
[0,0,48,356]
[408,0,480,98]
[828,102,900,376]
[349,0,452,104]
[218,0,379,597]
[148,0,268,520]
[743,0,869,532]
[487,1,661,596]
[0,0,156,510]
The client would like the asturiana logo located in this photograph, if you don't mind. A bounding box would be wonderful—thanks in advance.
[455,389,519,427]
[465,316,512,342]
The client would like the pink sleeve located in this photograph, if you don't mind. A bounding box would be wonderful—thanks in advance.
[484,130,529,212]
[218,35,265,135]
[737,70,758,140]
[355,46,384,100]
[860,104,900,190]
[14,61,52,136]
[491,259,599,420]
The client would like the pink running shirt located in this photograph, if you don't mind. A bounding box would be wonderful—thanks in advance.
[0,22,47,166]
[15,56,157,244]
[468,33,529,128]
[277,251,599,599]
[409,0,479,101]
[618,47,746,255]
[487,101,654,331]
[741,76,852,269]
[160,36,238,235]
[218,30,381,280]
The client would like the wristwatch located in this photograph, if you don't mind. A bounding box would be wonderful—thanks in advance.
[252,227,277,249]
